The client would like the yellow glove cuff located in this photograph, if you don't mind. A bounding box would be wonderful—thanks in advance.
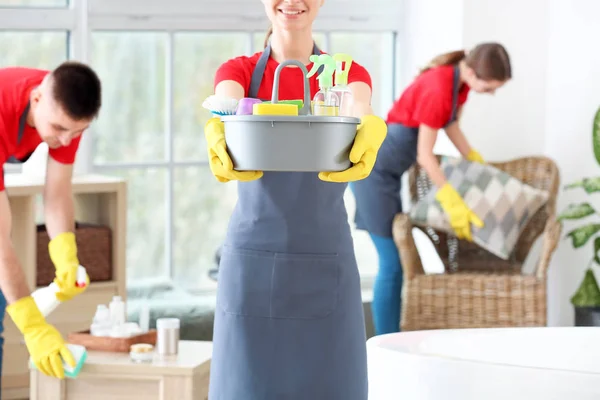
[6,296,45,334]
[48,232,79,268]
[466,148,484,164]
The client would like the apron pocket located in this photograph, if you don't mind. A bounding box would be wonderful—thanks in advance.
[217,246,275,318]
[270,252,340,320]
[217,246,340,320]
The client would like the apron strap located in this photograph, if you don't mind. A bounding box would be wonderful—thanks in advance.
[248,42,323,100]
[6,101,31,164]
[447,66,460,124]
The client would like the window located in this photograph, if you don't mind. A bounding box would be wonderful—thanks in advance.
[0,31,68,69]
[0,0,67,6]
[91,31,248,291]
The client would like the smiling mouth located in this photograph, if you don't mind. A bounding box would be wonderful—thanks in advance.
[278,9,306,16]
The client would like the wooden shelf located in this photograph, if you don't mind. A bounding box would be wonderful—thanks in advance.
[1,174,128,400]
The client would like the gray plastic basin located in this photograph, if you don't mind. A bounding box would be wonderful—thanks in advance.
[221,114,360,172]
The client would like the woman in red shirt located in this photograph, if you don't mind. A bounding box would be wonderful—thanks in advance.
[203,0,387,398]
[351,43,512,335]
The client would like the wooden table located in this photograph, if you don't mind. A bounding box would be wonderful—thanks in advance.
[30,340,212,400]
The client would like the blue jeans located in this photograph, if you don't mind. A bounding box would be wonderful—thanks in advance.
[369,233,403,335]
[0,290,5,391]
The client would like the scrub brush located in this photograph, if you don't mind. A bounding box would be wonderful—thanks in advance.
[202,95,239,116]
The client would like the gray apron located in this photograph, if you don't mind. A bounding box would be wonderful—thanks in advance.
[351,66,460,238]
[208,44,368,400]
[6,101,32,164]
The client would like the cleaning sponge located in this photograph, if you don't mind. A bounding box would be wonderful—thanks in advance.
[64,344,88,378]
[29,343,88,379]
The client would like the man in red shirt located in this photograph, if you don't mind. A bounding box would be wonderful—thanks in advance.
[0,61,101,380]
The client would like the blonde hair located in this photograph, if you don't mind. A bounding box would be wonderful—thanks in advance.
[420,43,512,81]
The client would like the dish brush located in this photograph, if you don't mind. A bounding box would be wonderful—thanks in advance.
[202,95,239,116]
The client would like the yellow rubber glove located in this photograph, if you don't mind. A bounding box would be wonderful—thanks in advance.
[48,232,89,302]
[319,115,387,182]
[205,117,263,183]
[466,148,485,164]
[7,296,75,379]
[435,183,484,241]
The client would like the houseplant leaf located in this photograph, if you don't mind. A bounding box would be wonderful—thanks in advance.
[557,203,596,221]
[571,268,600,307]
[564,177,600,193]
[595,237,600,264]
[594,105,600,167]
[566,223,600,248]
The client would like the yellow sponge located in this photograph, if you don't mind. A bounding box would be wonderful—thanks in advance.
[253,103,298,116]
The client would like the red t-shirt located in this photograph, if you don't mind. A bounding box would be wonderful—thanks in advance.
[386,65,470,129]
[214,51,372,101]
[0,67,82,191]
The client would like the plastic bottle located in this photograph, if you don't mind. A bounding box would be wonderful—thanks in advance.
[332,54,355,117]
[90,304,112,336]
[109,295,127,337]
[31,265,88,316]
[139,303,150,333]
[306,54,340,116]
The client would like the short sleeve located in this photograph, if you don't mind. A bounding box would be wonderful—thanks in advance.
[48,134,82,164]
[0,119,9,192]
[214,56,253,94]
[347,62,372,89]
[412,89,452,129]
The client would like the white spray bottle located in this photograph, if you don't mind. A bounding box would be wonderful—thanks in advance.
[30,265,89,378]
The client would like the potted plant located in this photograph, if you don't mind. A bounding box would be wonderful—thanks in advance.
[558,106,600,326]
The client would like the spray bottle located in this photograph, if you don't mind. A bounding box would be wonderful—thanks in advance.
[306,54,339,116]
[30,265,89,378]
[332,54,355,117]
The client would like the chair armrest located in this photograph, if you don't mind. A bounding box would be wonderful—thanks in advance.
[392,213,425,280]
[535,217,562,279]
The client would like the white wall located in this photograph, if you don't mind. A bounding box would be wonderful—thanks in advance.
[460,0,549,161]
[544,0,600,326]
[399,0,463,158]
[402,0,600,326]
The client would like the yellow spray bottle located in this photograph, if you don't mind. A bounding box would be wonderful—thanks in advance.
[332,53,354,117]
[306,54,339,116]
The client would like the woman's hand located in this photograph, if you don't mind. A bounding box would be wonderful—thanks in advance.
[318,115,387,182]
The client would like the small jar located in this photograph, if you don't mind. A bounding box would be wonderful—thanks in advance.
[130,343,154,363]
[156,318,180,356]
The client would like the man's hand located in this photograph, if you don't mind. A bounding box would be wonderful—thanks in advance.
[48,232,89,301]
[7,296,75,379]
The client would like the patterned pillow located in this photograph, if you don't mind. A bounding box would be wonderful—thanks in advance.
[409,156,550,260]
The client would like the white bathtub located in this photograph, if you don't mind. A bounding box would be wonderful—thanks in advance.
[367,327,600,400]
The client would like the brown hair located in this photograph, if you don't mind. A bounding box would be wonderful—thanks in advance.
[420,42,512,82]
[264,26,273,48]
[51,61,102,120]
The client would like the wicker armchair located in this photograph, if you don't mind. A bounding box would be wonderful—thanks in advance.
[393,156,562,331]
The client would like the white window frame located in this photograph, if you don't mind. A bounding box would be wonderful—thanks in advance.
[1,0,404,291]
